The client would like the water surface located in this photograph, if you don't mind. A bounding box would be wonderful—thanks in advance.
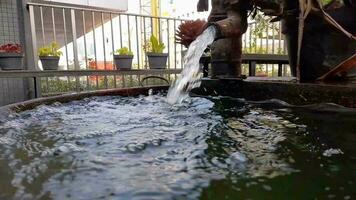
[0,95,355,199]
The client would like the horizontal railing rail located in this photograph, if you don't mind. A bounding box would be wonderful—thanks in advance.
[0,69,181,78]
[27,2,191,21]
[0,70,181,101]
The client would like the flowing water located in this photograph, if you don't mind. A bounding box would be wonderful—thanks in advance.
[0,94,355,200]
[167,26,216,104]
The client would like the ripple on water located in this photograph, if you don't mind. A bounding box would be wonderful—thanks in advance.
[0,95,353,200]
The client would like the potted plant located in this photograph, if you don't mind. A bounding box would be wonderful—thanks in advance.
[113,47,134,70]
[38,42,62,70]
[144,35,168,69]
[0,43,24,70]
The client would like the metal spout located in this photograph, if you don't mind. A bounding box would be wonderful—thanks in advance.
[209,10,244,39]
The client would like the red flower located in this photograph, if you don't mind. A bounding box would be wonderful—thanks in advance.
[0,43,22,54]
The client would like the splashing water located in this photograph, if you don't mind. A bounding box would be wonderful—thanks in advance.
[167,26,216,104]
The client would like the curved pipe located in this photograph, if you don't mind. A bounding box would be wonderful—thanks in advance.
[208,10,244,39]
[140,76,170,87]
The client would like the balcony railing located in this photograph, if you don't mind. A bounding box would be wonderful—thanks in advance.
[28,1,188,71]
[0,1,289,106]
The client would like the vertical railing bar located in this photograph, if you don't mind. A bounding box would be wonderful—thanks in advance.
[100,12,108,89]
[63,8,69,69]
[51,7,56,42]
[150,17,153,36]
[254,23,257,53]
[110,13,115,58]
[40,6,46,45]
[173,19,177,70]
[110,13,117,88]
[127,15,133,86]
[127,15,131,51]
[159,19,162,80]
[272,21,275,54]
[243,28,247,50]
[180,20,183,69]
[86,76,90,91]
[166,19,170,70]
[82,10,88,69]
[63,8,71,91]
[39,6,50,90]
[173,19,177,79]
[135,16,140,69]
[158,17,161,42]
[249,23,252,53]
[266,19,269,54]
[118,14,124,86]
[119,14,123,48]
[278,21,282,54]
[143,17,147,69]
[260,23,263,53]
[91,12,98,89]
[135,16,140,85]
[51,7,60,89]
[29,5,38,70]
[40,6,50,95]
[166,19,171,82]
[82,11,89,90]
[122,75,126,88]
[282,17,287,54]
[283,35,287,54]
[101,12,107,70]
[71,9,79,70]
[71,9,80,92]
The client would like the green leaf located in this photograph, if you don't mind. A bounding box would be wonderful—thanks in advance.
[147,35,165,53]
[38,42,62,57]
[114,47,133,55]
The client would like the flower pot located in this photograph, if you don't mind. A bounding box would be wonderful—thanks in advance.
[147,53,168,69]
[0,53,24,70]
[40,56,60,70]
[113,55,133,70]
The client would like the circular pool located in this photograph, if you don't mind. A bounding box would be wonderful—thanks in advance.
[0,89,355,199]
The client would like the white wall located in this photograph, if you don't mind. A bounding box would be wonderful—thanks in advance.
[45,0,128,11]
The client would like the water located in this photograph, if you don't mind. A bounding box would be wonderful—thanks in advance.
[167,26,216,104]
[0,94,355,199]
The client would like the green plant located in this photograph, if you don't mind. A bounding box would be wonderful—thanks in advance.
[321,0,334,5]
[38,42,62,57]
[114,47,133,56]
[143,35,165,53]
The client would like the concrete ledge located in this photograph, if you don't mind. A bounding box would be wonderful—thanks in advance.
[0,86,168,113]
[193,78,356,108]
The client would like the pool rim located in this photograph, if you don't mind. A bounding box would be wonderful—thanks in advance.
[0,86,168,114]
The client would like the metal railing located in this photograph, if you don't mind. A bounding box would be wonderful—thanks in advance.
[24,2,188,99]
[241,18,290,77]
[28,2,187,71]
[0,2,290,106]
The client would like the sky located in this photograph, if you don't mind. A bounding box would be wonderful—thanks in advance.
[49,0,209,19]
[128,0,210,19]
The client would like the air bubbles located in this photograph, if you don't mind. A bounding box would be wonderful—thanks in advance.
[322,148,344,157]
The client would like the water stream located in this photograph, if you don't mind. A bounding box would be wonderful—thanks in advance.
[167,26,216,104]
